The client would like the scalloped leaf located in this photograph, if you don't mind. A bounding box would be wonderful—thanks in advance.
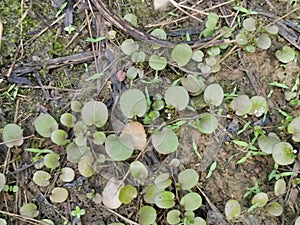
[59,167,75,182]
[50,187,68,203]
[204,83,224,106]
[105,134,134,161]
[288,117,300,142]
[20,203,39,218]
[154,173,172,189]
[78,153,95,177]
[231,95,252,116]
[129,161,148,184]
[274,179,286,196]
[272,142,295,165]
[258,133,280,154]
[181,75,205,96]
[44,153,60,169]
[51,129,68,146]
[171,43,192,67]
[120,89,147,118]
[256,34,271,50]
[155,191,175,209]
[81,101,108,127]
[149,55,167,71]
[251,192,268,207]
[119,185,137,204]
[225,199,241,220]
[33,171,51,187]
[139,206,157,225]
[180,192,202,211]
[275,46,296,63]
[66,143,90,163]
[60,113,76,127]
[243,17,256,31]
[34,114,58,138]
[93,131,106,145]
[196,113,218,134]
[249,96,268,117]
[124,13,137,27]
[2,123,23,147]
[121,39,139,55]
[152,127,179,154]
[266,202,283,217]
[178,169,199,190]
[164,86,189,110]
[167,209,181,225]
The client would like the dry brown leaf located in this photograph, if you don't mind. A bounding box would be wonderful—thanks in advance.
[122,121,147,150]
[102,178,123,209]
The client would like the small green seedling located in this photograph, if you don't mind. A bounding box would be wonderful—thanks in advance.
[3,185,19,193]
[64,24,76,34]
[71,206,85,219]
[243,181,260,199]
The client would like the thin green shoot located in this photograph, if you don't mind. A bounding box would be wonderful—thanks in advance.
[192,139,202,159]
[25,148,54,156]
[237,121,251,135]
[268,82,289,89]
[55,2,68,18]
[206,161,217,179]
[243,181,260,199]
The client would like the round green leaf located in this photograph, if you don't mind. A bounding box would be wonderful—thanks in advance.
[251,192,268,207]
[231,95,252,116]
[256,34,271,50]
[44,153,60,169]
[2,123,23,148]
[59,167,75,182]
[105,134,134,161]
[124,13,137,27]
[81,101,108,127]
[236,32,248,46]
[258,133,280,154]
[196,113,218,134]
[119,185,137,204]
[164,86,189,110]
[204,83,224,106]
[78,153,95,177]
[249,96,268,117]
[0,173,5,192]
[39,219,54,225]
[93,131,106,145]
[152,127,179,154]
[243,17,256,31]
[274,179,286,196]
[181,74,205,96]
[265,24,278,34]
[154,173,172,189]
[288,117,300,142]
[50,187,68,203]
[121,39,139,55]
[225,199,241,220]
[139,206,157,225]
[151,28,167,40]
[120,89,147,118]
[266,202,283,217]
[149,55,167,71]
[192,50,204,62]
[155,191,175,209]
[178,169,199,190]
[180,192,202,211]
[34,114,58,138]
[0,219,6,225]
[71,101,82,112]
[191,217,207,225]
[60,113,76,128]
[66,142,90,163]
[167,209,181,225]
[171,43,192,67]
[198,63,211,74]
[126,66,138,80]
[51,129,68,146]
[144,184,163,204]
[275,46,296,63]
[129,161,148,184]
[131,51,146,63]
[33,171,51,187]
[20,203,39,218]
[272,142,295,165]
